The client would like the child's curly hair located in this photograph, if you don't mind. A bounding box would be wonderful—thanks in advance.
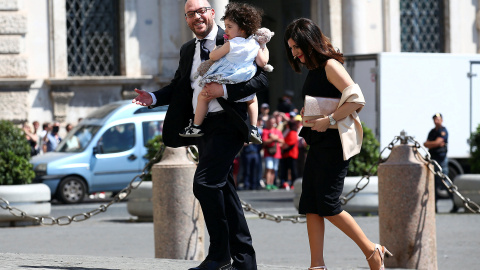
[221,2,263,37]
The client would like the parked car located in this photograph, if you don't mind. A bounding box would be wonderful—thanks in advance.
[453,174,480,211]
[31,101,167,204]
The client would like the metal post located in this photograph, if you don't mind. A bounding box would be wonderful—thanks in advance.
[152,146,204,260]
[378,136,437,269]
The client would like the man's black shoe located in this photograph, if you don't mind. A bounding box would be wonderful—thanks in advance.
[188,260,232,270]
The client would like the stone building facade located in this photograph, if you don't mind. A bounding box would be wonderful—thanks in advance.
[0,0,479,128]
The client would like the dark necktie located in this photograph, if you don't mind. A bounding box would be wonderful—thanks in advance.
[199,39,210,61]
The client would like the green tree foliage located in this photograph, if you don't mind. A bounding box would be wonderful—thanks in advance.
[143,135,164,181]
[0,120,35,185]
[347,122,380,176]
[469,124,480,173]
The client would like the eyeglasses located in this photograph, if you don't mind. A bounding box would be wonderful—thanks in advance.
[185,7,211,18]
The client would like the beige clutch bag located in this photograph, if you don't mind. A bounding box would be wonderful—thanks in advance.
[303,95,340,127]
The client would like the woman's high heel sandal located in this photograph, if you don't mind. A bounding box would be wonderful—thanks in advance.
[366,244,393,270]
[308,267,327,270]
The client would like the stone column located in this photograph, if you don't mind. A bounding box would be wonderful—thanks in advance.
[48,0,68,78]
[311,0,342,51]
[341,0,367,54]
[382,0,401,52]
[157,0,192,79]
[378,141,437,269]
[210,0,228,29]
[152,147,204,261]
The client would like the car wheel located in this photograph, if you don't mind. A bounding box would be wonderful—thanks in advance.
[448,163,460,183]
[57,176,86,204]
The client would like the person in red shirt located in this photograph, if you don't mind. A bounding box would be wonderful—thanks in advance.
[279,120,299,189]
[262,116,284,190]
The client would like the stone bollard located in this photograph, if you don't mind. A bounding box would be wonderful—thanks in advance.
[378,142,437,269]
[152,146,204,260]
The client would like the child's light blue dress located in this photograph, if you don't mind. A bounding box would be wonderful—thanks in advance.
[198,35,259,102]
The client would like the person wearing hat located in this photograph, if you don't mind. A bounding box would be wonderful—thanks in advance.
[260,103,270,125]
[277,89,297,114]
[423,113,457,213]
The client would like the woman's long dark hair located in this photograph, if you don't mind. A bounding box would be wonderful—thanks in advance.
[284,18,344,73]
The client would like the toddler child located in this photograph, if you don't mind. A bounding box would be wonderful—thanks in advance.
[179,2,272,144]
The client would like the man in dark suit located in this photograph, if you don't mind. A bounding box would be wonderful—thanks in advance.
[132,1,268,269]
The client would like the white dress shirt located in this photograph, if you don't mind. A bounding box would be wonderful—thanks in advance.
[150,24,227,113]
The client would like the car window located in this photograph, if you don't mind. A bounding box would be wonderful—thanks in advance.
[98,123,136,154]
[142,120,163,146]
[57,125,101,153]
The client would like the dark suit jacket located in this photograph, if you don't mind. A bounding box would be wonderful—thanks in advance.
[151,26,269,147]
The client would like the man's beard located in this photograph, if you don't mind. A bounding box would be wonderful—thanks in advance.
[190,20,213,39]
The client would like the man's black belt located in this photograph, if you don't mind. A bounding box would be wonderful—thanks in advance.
[205,110,226,118]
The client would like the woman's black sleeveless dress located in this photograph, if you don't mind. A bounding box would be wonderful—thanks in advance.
[298,65,350,217]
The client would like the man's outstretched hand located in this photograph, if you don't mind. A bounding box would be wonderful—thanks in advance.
[132,88,153,106]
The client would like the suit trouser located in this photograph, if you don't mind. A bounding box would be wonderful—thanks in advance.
[193,113,257,270]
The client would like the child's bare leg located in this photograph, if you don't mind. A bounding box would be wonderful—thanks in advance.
[247,96,258,126]
[247,96,262,144]
[194,89,210,126]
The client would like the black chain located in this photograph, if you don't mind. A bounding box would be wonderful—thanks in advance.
[340,137,398,205]
[0,145,165,226]
[411,138,480,213]
[3,135,479,226]
[341,135,480,214]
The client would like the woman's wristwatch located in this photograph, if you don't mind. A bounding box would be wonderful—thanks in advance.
[328,114,336,125]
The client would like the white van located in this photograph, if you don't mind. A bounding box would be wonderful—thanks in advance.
[30,101,167,204]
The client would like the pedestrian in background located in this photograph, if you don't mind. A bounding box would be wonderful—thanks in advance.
[32,121,42,154]
[294,114,307,178]
[279,120,299,189]
[277,90,297,115]
[65,123,81,150]
[38,122,51,155]
[66,123,74,133]
[285,18,390,270]
[423,113,457,213]
[273,110,289,133]
[260,103,270,125]
[43,122,62,153]
[262,116,284,190]
[23,122,38,156]
[240,141,262,190]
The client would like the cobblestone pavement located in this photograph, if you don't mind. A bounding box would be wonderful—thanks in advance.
[0,191,477,269]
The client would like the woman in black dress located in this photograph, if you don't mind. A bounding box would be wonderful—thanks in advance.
[284,18,391,270]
